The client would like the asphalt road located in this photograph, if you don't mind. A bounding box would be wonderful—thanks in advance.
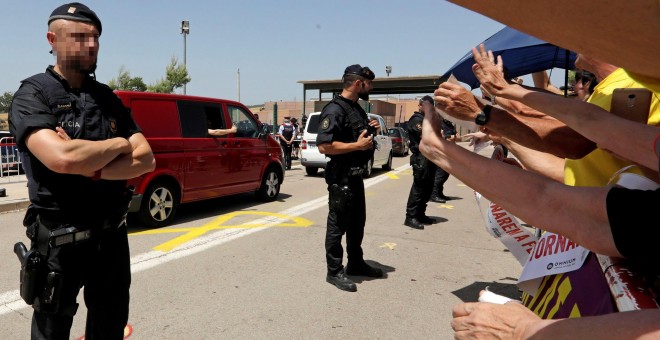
[0,151,522,339]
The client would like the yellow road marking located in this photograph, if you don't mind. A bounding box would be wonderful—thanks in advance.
[131,211,313,252]
[379,243,397,250]
[386,173,399,179]
[438,204,455,209]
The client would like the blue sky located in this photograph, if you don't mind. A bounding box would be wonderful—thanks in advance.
[1,1,567,105]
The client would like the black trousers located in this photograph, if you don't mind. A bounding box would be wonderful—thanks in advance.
[281,142,292,168]
[406,153,437,218]
[432,165,450,198]
[325,175,366,275]
[31,225,131,340]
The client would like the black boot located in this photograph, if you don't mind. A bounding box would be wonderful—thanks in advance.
[346,261,384,278]
[404,217,425,229]
[326,269,357,292]
[417,215,436,224]
[430,196,446,203]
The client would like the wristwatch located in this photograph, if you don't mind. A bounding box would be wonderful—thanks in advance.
[475,104,493,126]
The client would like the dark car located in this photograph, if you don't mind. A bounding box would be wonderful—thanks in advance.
[388,127,409,156]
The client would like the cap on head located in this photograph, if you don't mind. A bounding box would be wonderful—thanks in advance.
[343,64,375,80]
[419,95,434,105]
[49,2,102,36]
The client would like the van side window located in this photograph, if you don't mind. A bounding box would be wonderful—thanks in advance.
[177,101,225,138]
[227,105,258,138]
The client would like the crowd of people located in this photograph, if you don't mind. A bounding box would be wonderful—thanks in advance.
[420,1,659,338]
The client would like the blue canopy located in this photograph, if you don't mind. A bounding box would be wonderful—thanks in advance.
[441,26,576,89]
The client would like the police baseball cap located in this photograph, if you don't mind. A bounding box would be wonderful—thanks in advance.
[419,95,434,105]
[343,64,375,80]
[49,2,102,36]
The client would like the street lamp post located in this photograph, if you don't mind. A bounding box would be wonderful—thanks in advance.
[181,20,189,94]
[385,65,392,101]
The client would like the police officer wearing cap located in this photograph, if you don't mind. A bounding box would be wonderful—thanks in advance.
[317,64,384,292]
[404,96,438,229]
[278,117,296,169]
[9,3,155,338]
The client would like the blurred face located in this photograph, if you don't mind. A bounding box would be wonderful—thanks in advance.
[49,20,99,74]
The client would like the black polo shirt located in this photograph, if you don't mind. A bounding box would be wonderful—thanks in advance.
[316,96,371,165]
[9,66,141,222]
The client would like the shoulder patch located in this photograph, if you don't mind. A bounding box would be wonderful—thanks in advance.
[321,117,330,130]
[415,122,422,131]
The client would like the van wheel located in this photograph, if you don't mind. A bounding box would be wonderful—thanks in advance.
[363,158,373,178]
[257,167,281,201]
[305,167,318,176]
[382,151,393,170]
[139,180,179,228]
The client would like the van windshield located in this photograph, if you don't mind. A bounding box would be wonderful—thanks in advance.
[306,115,321,134]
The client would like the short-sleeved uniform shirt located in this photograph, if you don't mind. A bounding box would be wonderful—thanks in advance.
[316,96,372,166]
[9,66,141,223]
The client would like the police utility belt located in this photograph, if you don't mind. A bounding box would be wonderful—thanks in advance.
[37,215,125,249]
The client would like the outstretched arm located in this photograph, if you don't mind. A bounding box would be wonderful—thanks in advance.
[472,44,660,172]
[434,82,595,159]
[419,105,618,257]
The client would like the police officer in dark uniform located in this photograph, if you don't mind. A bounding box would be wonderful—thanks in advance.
[278,117,296,169]
[404,96,438,230]
[9,3,155,338]
[317,64,384,292]
[430,118,457,203]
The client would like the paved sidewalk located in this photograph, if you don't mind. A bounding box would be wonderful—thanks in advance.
[0,176,29,213]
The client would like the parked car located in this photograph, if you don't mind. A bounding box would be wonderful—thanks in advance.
[388,126,410,156]
[300,111,393,177]
[116,91,285,228]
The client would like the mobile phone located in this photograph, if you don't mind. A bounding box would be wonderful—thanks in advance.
[610,88,652,123]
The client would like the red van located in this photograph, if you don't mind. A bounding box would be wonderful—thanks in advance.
[115,91,285,228]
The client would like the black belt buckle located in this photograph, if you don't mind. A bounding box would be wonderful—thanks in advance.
[348,166,364,177]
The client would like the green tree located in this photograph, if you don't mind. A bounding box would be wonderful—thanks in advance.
[147,57,191,93]
[0,91,14,113]
[108,66,147,91]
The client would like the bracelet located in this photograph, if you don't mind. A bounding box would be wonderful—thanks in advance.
[92,169,102,181]
[491,95,497,105]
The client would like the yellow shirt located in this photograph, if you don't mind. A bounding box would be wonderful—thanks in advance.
[564,68,660,187]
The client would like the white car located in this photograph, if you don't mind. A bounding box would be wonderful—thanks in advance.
[300,111,393,177]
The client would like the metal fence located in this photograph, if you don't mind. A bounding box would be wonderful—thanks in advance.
[0,137,25,182]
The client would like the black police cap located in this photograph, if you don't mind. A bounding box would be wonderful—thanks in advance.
[48,2,102,36]
[343,64,375,80]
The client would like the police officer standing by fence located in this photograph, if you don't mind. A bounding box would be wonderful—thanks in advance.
[317,64,384,292]
[404,96,438,230]
[9,3,155,338]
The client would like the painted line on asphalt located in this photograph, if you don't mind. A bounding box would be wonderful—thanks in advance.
[0,164,410,315]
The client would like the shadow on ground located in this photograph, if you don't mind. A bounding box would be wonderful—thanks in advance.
[451,279,521,303]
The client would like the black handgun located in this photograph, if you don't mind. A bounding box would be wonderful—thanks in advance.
[14,242,43,305]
